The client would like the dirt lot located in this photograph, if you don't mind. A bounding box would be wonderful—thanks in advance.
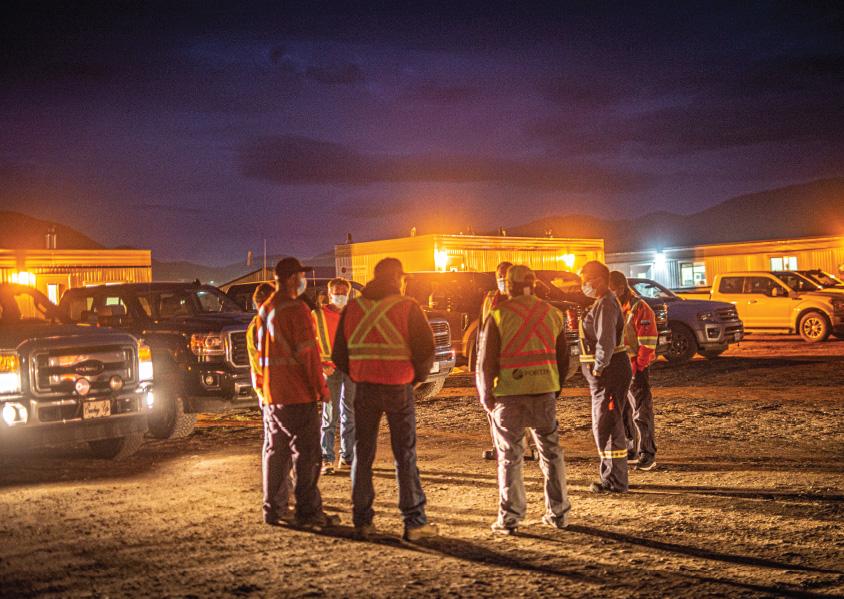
[1,334,843,598]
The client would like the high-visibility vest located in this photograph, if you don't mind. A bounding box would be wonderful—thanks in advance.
[579,295,627,364]
[623,299,658,357]
[491,295,564,397]
[480,290,504,325]
[312,306,341,363]
[343,294,417,384]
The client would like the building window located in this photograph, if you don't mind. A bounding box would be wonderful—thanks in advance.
[770,256,798,270]
[680,262,707,287]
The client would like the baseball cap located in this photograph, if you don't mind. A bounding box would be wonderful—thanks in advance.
[274,257,313,279]
[507,265,535,285]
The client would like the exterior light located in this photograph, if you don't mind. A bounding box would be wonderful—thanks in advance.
[0,353,22,395]
[10,271,36,286]
[654,252,667,269]
[138,341,154,381]
[109,375,125,392]
[434,249,449,271]
[560,254,576,269]
[75,378,92,396]
[145,390,155,409]
[2,402,28,426]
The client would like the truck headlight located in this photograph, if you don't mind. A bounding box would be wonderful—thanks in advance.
[138,341,154,382]
[0,352,22,395]
[697,311,716,322]
[2,402,28,426]
[190,333,226,358]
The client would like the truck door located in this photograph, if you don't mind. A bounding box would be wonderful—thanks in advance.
[742,276,791,329]
[715,276,749,323]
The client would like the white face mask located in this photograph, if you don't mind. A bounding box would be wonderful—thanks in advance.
[297,278,307,296]
[330,294,348,308]
[582,282,597,298]
[497,279,506,293]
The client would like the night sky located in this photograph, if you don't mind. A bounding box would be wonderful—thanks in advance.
[1,1,842,264]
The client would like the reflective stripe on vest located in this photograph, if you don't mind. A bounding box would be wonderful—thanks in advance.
[313,308,332,361]
[624,299,641,357]
[491,295,563,397]
[348,295,412,361]
[579,298,627,364]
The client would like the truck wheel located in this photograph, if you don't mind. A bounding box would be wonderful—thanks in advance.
[147,394,197,440]
[415,378,446,401]
[798,311,830,343]
[700,349,726,360]
[88,431,145,460]
[665,323,697,364]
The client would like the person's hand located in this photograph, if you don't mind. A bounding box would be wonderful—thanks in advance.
[323,365,336,377]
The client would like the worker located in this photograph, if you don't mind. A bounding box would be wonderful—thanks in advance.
[314,277,356,475]
[476,265,571,534]
[332,258,439,542]
[609,271,658,471]
[257,257,338,528]
[247,282,275,403]
[480,261,535,462]
[579,260,633,494]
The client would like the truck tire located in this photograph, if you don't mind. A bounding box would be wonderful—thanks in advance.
[147,394,197,440]
[665,323,697,364]
[415,378,446,401]
[700,349,726,360]
[798,311,830,343]
[88,431,145,460]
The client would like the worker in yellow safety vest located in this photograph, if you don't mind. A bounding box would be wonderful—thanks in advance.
[476,265,571,534]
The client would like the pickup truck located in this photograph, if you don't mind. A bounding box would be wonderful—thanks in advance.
[629,278,744,362]
[680,272,844,342]
[1,283,154,459]
[60,282,254,439]
[221,279,456,401]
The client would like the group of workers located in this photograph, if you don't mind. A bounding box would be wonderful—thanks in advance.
[246,254,658,539]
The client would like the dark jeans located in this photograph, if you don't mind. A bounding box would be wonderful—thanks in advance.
[583,352,633,491]
[352,383,427,528]
[262,402,323,521]
[623,366,657,458]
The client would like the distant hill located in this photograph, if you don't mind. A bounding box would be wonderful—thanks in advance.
[0,211,103,249]
[506,177,844,253]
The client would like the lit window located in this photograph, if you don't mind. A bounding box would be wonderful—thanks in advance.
[770,256,797,271]
[680,263,707,287]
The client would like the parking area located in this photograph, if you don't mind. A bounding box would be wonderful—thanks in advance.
[1,334,843,597]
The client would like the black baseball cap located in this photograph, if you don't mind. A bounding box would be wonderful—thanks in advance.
[274,257,313,279]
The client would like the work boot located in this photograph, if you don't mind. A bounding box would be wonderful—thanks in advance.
[482,448,496,460]
[627,449,639,463]
[354,523,377,540]
[321,460,335,475]
[264,507,292,526]
[294,512,341,529]
[541,513,568,530]
[635,454,657,471]
[589,480,626,494]
[490,521,517,535]
[337,457,352,471]
[403,522,439,542]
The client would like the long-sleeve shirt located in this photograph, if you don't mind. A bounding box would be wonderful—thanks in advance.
[256,293,328,405]
[622,298,658,372]
[332,279,435,384]
[476,303,570,402]
[580,291,625,375]
[246,315,264,402]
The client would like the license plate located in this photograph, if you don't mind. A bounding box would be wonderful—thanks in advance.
[430,362,440,374]
[83,399,112,419]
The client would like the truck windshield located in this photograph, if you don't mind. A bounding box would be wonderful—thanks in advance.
[774,273,820,293]
[138,288,242,319]
[803,271,843,288]
[0,288,63,325]
[632,280,677,301]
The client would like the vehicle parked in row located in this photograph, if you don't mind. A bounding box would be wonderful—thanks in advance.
[1,283,154,459]
[59,282,253,439]
[796,269,844,290]
[403,271,585,381]
[685,272,844,342]
[222,278,456,401]
[629,278,743,363]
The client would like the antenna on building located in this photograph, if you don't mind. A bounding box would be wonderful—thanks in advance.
[347,233,353,244]
[262,239,267,280]
[45,226,57,249]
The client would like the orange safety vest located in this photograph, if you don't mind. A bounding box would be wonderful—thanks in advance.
[481,290,506,325]
[491,294,564,397]
[343,294,416,384]
[312,305,341,365]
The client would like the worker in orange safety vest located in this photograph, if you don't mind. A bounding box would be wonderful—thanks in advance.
[609,271,658,471]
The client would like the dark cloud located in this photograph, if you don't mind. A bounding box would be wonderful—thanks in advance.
[305,63,365,85]
[241,135,652,193]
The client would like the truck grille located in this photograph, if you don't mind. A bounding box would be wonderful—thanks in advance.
[228,330,249,368]
[717,307,739,321]
[31,345,135,397]
[430,320,452,358]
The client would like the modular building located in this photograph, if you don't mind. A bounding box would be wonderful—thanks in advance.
[335,233,605,283]
[0,249,152,303]
[607,235,844,290]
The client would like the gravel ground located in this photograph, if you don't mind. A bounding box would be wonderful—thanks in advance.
[1,334,842,598]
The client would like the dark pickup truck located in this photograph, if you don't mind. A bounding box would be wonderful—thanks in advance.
[59,282,254,439]
[1,283,154,459]
[222,278,456,401]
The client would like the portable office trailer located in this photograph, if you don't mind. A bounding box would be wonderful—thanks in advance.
[335,234,605,283]
[606,235,844,290]
[0,249,152,303]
